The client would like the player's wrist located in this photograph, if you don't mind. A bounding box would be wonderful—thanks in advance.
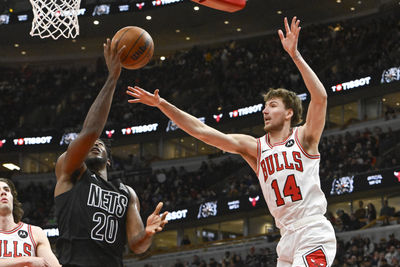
[291,51,302,61]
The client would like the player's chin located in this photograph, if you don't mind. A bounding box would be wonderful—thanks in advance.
[263,124,272,132]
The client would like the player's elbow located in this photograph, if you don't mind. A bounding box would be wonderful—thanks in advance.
[130,244,149,255]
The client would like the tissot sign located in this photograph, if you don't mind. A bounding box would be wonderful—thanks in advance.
[331,76,371,92]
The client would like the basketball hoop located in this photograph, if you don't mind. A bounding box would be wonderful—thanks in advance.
[29,0,81,40]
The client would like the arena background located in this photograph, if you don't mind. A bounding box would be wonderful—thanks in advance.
[0,0,399,266]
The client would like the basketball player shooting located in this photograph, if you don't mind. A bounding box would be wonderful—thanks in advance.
[54,39,168,267]
[0,178,60,267]
[127,17,336,266]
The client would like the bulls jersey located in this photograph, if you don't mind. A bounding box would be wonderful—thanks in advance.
[0,222,36,258]
[256,127,327,229]
[55,169,130,267]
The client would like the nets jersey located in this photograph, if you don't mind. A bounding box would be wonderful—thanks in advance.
[55,169,130,267]
[0,222,36,258]
[256,127,327,229]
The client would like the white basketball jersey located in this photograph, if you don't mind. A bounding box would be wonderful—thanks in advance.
[256,127,327,229]
[0,222,37,258]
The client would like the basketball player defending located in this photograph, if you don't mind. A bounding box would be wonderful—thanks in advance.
[54,39,168,267]
[127,17,336,266]
[0,178,60,267]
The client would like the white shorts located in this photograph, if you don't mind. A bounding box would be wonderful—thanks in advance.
[276,216,336,267]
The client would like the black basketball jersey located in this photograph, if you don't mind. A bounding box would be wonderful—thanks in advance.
[55,169,130,267]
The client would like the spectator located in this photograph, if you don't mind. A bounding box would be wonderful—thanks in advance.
[355,200,366,220]
[181,235,191,246]
[366,203,377,223]
[380,199,395,217]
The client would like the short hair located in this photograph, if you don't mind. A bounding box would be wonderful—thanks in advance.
[263,88,303,127]
[0,178,24,223]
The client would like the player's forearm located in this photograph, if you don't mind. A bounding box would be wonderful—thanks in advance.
[158,98,208,139]
[292,52,327,102]
[129,230,153,254]
[81,75,118,136]
[0,257,39,267]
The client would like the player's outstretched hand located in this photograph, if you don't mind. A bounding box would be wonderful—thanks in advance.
[145,202,168,236]
[126,86,161,107]
[103,38,126,79]
[278,16,301,59]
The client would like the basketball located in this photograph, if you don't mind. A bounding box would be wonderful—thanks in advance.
[111,26,154,70]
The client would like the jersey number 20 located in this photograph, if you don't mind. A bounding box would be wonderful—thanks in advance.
[271,174,302,206]
[91,212,118,243]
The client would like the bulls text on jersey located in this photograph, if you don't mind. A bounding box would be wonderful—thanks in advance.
[260,151,304,182]
[0,240,33,257]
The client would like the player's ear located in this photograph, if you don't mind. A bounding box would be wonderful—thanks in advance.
[107,159,111,167]
[285,108,293,120]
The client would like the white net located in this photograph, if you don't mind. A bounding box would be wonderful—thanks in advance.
[29,0,81,40]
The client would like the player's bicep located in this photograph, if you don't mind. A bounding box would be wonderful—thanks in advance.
[302,98,327,145]
[202,129,257,155]
[126,187,145,244]
[33,227,61,267]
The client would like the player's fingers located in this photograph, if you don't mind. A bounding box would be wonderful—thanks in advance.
[291,16,297,32]
[117,45,126,56]
[277,30,285,42]
[297,26,302,36]
[127,86,135,92]
[160,219,168,228]
[160,211,168,221]
[126,90,140,98]
[128,99,141,103]
[154,89,159,97]
[153,202,163,215]
[134,85,145,93]
[284,17,290,33]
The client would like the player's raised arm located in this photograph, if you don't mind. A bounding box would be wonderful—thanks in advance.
[55,40,125,195]
[126,86,258,170]
[278,17,327,153]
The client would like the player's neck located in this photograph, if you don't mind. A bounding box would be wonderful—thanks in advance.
[268,124,292,145]
[0,214,18,231]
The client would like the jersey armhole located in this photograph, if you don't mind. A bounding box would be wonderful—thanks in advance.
[294,128,320,159]
[28,224,37,254]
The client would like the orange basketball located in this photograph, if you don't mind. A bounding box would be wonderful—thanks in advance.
[111,26,154,70]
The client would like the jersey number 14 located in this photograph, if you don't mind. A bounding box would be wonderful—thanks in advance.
[271,174,302,206]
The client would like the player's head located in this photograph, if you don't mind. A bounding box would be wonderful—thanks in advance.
[262,88,303,132]
[0,178,24,223]
[85,139,113,172]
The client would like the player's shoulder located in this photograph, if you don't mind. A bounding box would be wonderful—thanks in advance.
[29,224,47,240]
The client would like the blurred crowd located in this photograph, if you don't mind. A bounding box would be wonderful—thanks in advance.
[319,127,400,181]
[0,11,399,137]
